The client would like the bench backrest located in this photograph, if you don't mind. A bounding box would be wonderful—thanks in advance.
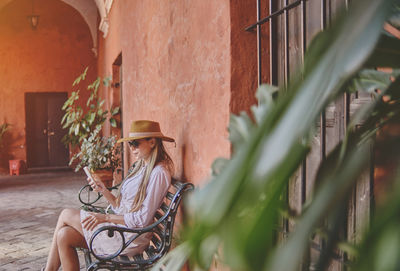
[129,180,194,268]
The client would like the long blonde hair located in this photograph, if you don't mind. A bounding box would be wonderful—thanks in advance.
[117,138,174,212]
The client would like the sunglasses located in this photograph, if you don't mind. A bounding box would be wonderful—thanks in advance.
[128,140,141,148]
[128,138,152,148]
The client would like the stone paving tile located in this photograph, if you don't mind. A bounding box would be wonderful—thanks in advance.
[0,171,87,270]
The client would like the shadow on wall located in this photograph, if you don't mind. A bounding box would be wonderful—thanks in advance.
[179,143,188,182]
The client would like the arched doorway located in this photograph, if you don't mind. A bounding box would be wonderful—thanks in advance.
[0,0,98,169]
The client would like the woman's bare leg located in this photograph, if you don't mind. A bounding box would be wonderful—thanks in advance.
[57,225,87,271]
[44,208,87,271]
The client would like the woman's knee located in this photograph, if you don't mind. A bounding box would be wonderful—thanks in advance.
[60,208,79,218]
[56,226,74,247]
[56,226,85,248]
[58,208,79,224]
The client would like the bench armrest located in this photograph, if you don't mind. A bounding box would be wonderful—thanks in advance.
[89,215,169,260]
[78,184,120,213]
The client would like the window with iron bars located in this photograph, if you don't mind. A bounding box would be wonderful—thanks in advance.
[246,0,374,269]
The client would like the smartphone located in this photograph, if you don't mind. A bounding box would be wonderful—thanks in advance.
[83,166,95,183]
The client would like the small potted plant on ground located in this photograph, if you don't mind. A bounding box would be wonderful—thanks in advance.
[0,123,10,171]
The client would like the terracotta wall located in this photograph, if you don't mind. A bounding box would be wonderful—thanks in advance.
[123,0,232,184]
[98,0,234,185]
[0,0,96,167]
[230,0,259,115]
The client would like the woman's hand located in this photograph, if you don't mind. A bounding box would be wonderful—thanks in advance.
[87,175,118,208]
[82,212,109,231]
[87,177,106,193]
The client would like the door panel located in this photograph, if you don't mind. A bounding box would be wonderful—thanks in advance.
[26,94,48,167]
[25,92,69,168]
[47,94,69,166]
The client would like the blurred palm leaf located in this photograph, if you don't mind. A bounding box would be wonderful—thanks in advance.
[349,69,400,94]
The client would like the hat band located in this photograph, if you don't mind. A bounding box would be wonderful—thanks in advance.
[128,131,164,138]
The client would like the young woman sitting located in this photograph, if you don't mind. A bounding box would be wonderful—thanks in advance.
[43,120,175,271]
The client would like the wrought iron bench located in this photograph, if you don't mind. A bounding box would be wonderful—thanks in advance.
[78,179,194,271]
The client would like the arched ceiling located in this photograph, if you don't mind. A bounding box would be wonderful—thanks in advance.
[0,0,99,55]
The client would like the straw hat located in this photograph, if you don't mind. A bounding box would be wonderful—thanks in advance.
[117,120,175,143]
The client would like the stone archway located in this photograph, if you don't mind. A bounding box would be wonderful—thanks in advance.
[60,0,98,55]
[0,0,99,55]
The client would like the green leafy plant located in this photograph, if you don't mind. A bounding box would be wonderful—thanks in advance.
[61,67,121,172]
[154,0,400,270]
[0,123,10,169]
[69,126,121,172]
[61,67,120,147]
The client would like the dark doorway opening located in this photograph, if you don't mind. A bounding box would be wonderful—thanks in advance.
[112,53,125,177]
[25,92,69,168]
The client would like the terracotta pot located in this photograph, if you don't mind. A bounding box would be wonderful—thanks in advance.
[92,169,113,188]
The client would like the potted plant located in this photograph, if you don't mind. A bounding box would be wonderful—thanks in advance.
[61,67,120,148]
[0,123,9,148]
[69,126,121,187]
[61,67,121,186]
[0,123,10,170]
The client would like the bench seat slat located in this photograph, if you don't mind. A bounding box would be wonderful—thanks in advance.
[160,202,169,213]
[154,211,163,220]
[117,255,131,263]
[133,254,144,262]
[166,191,174,200]
[151,235,162,250]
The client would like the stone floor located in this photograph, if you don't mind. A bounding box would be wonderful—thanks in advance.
[0,170,87,270]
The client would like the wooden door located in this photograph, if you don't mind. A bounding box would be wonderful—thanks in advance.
[25,92,69,168]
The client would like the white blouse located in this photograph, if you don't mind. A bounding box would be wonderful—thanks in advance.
[112,164,171,227]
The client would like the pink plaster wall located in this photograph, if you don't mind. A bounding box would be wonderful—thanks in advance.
[98,0,262,187]
[230,0,260,115]
[102,0,232,185]
[0,0,96,166]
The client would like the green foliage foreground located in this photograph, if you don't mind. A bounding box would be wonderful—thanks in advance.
[155,0,400,270]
